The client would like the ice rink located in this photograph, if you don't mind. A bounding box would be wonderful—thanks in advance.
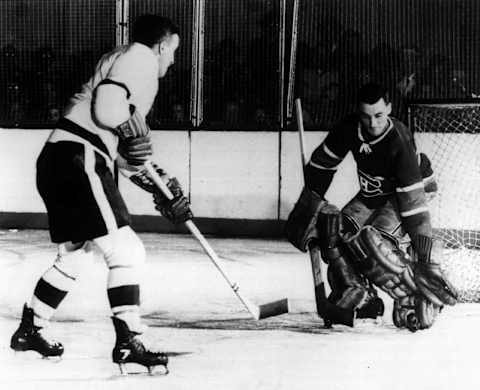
[1,229,479,390]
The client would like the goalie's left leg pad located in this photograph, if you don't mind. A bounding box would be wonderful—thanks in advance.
[343,226,417,301]
[393,296,441,332]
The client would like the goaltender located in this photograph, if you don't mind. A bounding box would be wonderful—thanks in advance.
[286,82,457,331]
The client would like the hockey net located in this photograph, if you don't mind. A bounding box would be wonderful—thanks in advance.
[409,101,480,302]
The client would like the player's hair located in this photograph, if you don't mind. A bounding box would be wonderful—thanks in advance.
[132,14,180,48]
[357,82,391,105]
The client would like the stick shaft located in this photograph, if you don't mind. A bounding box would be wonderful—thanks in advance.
[295,99,308,167]
[143,162,260,319]
[294,99,332,299]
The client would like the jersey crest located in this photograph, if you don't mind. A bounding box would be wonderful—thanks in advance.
[358,169,393,197]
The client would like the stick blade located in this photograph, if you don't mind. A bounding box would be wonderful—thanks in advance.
[257,298,289,320]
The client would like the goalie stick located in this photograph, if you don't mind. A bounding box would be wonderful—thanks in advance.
[144,161,289,320]
[295,98,333,326]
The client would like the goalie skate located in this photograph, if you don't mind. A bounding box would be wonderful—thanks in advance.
[111,317,169,375]
[10,304,64,358]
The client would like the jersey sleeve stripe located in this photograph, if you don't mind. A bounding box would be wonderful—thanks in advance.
[308,160,339,170]
[323,144,342,160]
[396,181,424,192]
[400,206,429,217]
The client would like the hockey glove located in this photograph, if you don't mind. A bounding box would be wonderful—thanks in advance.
[130,163,168,193]
[153,178,193,225]
[411,235,458,306]
[118,135,153,166]
[285,187,327,252]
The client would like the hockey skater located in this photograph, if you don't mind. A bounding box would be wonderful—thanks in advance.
[10,15,192,374]
[286,82,457,331]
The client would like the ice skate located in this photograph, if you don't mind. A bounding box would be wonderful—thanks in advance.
[356,295,385,320]
[10,304,64,358]
[111,316,169,375]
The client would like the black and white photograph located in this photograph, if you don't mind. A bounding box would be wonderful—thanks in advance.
[0,0,479,389]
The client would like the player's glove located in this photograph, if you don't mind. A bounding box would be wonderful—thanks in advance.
[115,106,150,140]
[153,178,193,225]
[118,135,153,166]
[129,163,167,192]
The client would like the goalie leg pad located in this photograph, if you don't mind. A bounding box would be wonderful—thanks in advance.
[344,226,417,300]
[317,205,369,312]
[285,187,328,252]
[393,296,441,332]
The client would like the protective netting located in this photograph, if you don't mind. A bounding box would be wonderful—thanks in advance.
[410,103,480,301]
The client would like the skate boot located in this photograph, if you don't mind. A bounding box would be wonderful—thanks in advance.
[10,304,64,357]
[111,316,169,375]
[356,296,385,319]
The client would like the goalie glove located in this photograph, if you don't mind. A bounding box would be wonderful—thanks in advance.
[118,135,153,166]
[410,235,458,306]
[285,187,327,252]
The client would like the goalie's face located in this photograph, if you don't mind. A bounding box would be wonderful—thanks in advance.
[154,33,180,78]
[358,98,392,137]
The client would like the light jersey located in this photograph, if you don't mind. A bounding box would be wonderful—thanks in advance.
[305,114,431,238]
[58,43,159,159]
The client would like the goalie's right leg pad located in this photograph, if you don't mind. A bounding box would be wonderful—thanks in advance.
[316,205,370,325]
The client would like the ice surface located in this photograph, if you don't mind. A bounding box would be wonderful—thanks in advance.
[1,229,479,389]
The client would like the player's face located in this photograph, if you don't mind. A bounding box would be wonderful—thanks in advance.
[358,98,392,137]
[156,33,180,78]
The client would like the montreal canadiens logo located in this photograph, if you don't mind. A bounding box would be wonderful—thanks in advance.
[358,169,386,197]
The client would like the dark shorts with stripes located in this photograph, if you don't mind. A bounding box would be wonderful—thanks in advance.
[37,120,130,243]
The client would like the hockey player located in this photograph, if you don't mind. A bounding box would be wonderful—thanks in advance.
[10,15,192,374]
[286,82,457,331]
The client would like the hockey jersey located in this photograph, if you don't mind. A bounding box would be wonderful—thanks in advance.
[305,114,432,240]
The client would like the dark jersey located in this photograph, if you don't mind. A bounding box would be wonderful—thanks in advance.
[305,114,432,241]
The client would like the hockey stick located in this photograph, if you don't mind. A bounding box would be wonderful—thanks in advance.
[144,161,289,320]
[294,98,333,325]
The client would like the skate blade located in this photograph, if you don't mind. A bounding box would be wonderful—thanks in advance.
[12,349,62,362]
[257,298,289,320]
[117,362,169,377]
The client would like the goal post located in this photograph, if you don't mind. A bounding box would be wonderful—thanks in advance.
[407,99,480,302]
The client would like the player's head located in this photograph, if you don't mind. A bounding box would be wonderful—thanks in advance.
[132,14,180,78]
[357,82,392,137]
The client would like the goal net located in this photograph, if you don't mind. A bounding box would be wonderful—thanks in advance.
[408,100,480,302]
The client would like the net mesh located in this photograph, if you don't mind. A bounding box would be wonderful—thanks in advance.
[410,103,480,302]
